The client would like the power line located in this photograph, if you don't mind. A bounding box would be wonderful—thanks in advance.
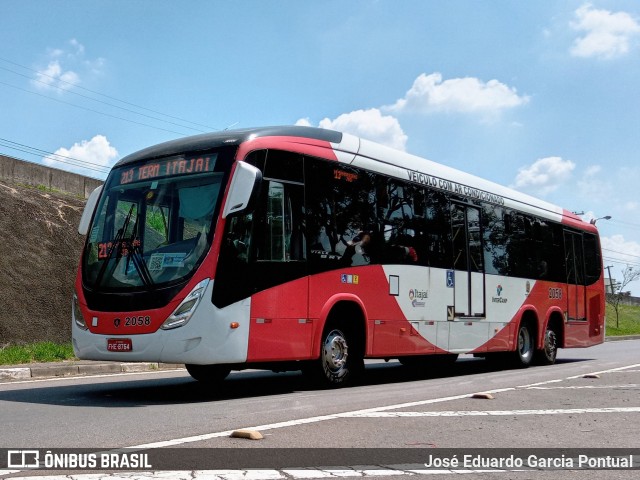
[0,79,192,136]
[601,247,640,260]
[608,218,640,230]
[0,137,111,171]
[0,56,220,132]
[604,257,640,270]
[0,138,111,174]
[0,145,109,176]
[0,65,212,134]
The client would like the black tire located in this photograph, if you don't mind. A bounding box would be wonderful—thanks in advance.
[185,364,231,383]
[306,325,364,387]
[432,353,459,366]
[399,355,427,368]
[398,355,429,377]
[512,322,534,368]
[400,353,458,366]
[534,324,558,365]
[484,352,508,368]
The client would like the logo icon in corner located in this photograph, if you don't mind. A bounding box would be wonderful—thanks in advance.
[114,318,121,328]
[496,285,503,296]
[7,450,40,468]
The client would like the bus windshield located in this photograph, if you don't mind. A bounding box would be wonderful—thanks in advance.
[82,150,231,291]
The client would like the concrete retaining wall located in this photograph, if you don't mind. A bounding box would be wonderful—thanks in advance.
[0,154,103,198]
[616,295,640,307]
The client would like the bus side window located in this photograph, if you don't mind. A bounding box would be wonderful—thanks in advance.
[482,204,504,275]
[255,180,305,262]
[423,189,452,269]
[584,233,602,285]
[224,214,252,263]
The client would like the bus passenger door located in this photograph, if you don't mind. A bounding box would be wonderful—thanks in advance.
[451,204,485,318]
[564,230,586,321]
[247,179,310,361]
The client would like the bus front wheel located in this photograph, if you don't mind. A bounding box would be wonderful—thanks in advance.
[306,326,364,387]
[185,364,231,383]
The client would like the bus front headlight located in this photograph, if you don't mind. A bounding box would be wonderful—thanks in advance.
[161,278,210,330]
[72,293,88,330]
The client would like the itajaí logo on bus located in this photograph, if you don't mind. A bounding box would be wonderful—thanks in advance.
[492,284,508,304]
[409,288,428,307]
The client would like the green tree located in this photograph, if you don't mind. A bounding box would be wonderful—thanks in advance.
[606,266,640,328]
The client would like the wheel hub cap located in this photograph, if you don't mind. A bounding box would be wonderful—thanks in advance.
[323,331,348,371]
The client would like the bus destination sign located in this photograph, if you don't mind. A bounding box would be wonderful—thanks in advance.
[119,154,217,185]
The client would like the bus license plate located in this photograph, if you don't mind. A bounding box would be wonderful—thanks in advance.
[107,338,132,352]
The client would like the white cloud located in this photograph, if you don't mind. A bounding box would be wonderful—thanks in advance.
[298,108,408,151]
[584,165,601,176]
[577,164,612,201]
[43,135,118,178]
[601,234,640,268]
[601,235,640,296]
[31,39,104,92]
[512,156,576,195]
[384,72,529,116]
[69,38,85,57]
[32,60,80,91]
[570,3,640,59]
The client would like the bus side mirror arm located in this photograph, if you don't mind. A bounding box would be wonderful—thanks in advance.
[222,161,262,218]
[78,185,103,235]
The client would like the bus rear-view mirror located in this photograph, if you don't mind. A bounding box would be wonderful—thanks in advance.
[78,185,103,235]
[222,161,262,218]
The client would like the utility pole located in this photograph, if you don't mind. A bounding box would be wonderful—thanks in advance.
[606,265,615,294]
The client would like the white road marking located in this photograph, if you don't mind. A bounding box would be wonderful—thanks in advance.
[526,384,640,390]
[566,363,640,379]
[516,378,564,388]
[2,363,639,480]
[124,389,520,450]
[120,365,640,450]
[346,406,640,417]
[0,467,535,479]
[0,368,187,386]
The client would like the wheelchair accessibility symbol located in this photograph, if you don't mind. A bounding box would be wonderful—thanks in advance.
[446,270,455,288]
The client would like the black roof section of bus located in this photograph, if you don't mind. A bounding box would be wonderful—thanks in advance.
[114,126,343,167]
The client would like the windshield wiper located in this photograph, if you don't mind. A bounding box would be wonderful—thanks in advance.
[94,204,135,288]
[124,216,155,288]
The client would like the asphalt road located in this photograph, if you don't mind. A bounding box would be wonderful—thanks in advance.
[0,339,638,479]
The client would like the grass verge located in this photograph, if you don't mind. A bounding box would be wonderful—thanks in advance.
[606,303,640,337]
[0,342,75,365]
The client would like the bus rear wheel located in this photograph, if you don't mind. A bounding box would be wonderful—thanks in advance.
[185,364,231,383]
[512,322,534,368]
[535,325,558,365]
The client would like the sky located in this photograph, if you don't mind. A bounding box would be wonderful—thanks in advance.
[1,0,640,292]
